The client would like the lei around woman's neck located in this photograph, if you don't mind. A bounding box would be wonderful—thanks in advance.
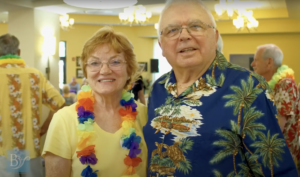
[75,85,142,177]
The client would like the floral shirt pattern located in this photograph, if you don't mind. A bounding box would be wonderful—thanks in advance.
[0,60,65,158]
[8,74,25,151]
[274,78,300,164]
[143,51,298,177]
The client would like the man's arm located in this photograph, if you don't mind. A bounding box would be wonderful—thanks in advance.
[278,115,288,132]
[274,78,298,132]
[243,87,298,176]
[40,104,65,136]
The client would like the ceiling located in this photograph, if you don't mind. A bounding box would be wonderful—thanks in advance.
[0,0,299,23]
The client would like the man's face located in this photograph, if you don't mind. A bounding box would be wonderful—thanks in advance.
[251,48,269,77]
[158,2,218,71]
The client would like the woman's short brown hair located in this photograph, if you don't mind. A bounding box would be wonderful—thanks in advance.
[81,26,138,89]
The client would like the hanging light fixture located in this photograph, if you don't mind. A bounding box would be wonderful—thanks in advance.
[214,0,259,31]
[119,5,152,25]
[59,14,74,31]
[232,10,259,30]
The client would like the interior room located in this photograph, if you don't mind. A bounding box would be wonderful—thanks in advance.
[1,0,300,176]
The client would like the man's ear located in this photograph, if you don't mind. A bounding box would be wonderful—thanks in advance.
[158,40,165,57]
[17,49,21,56]
[215,30,219,42]
[268,57,274,68]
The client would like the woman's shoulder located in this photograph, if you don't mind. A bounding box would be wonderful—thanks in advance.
[135,101,148,127]
[136,101,146,110]
[54,103,78,122]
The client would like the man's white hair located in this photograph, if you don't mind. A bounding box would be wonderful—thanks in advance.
[217,33,223,53]
[257,44,283,67]
[157,0,217,40]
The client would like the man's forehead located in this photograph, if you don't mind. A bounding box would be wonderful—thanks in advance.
[255,48,264,58]
[161,3,212,25]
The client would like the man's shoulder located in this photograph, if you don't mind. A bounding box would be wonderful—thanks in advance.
[225,64,263,81]
[278,77,296,85]
[152,71,171,86]
[224,64,271,91]
[12,65,43,75]
[275,77,297,90]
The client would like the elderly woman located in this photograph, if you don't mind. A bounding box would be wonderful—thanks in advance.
[42,26,147,177]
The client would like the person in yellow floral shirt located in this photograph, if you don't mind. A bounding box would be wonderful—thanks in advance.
[0,33,65,177]
[251,44,300,171]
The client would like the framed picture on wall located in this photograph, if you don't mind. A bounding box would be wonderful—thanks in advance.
[76,56,81,67]
[138,62,147,72]
[76,68,84,78]
[230,54,254,71]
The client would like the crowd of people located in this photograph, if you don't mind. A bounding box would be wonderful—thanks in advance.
[0,0,299,176]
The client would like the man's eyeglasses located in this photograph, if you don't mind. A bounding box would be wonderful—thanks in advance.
[160,21,215,39]
[85,58,126,72]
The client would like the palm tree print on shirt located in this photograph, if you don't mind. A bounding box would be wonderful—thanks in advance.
[251,131,286,177]
[223,77,262,126]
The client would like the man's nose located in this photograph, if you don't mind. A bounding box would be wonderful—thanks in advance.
[179,28,192,41]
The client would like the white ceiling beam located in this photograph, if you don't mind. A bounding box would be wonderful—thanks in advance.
[33,0,66,7]
[286,0,300,18]
[0,0,33,8]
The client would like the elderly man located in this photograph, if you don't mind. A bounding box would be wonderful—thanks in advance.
[0,34,65,177]
[251,44,300,169]
[143,0,298,176]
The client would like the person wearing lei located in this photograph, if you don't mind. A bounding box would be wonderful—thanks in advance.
[42,26,148,177]
[251,44,300,171]
[0,34,66,177]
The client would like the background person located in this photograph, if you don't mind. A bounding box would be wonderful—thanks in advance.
[131,75,146,104]
[0,33,65,177]
[68,76,81,94]
[251,44,300,170]
[62,84,76,106]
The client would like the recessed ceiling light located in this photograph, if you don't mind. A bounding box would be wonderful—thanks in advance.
[63,0,137,9]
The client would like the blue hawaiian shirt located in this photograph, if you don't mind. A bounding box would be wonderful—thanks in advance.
[143,51,298,177]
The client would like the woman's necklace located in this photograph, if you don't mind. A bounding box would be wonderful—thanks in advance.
[75,85,142,177]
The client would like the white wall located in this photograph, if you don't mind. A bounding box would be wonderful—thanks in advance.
[152,39,172,83]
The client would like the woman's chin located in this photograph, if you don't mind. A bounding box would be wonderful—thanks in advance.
[94,88,121,96]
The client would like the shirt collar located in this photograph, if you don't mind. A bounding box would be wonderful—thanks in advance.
[161,51,228,97]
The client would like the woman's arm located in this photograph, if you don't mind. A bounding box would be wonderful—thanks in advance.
[45,152,71,177]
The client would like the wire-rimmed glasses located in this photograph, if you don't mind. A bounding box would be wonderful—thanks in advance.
[160,20,215,39]
[85,58,126,72]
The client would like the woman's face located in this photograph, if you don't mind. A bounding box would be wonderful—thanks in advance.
[86,44,128,96]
